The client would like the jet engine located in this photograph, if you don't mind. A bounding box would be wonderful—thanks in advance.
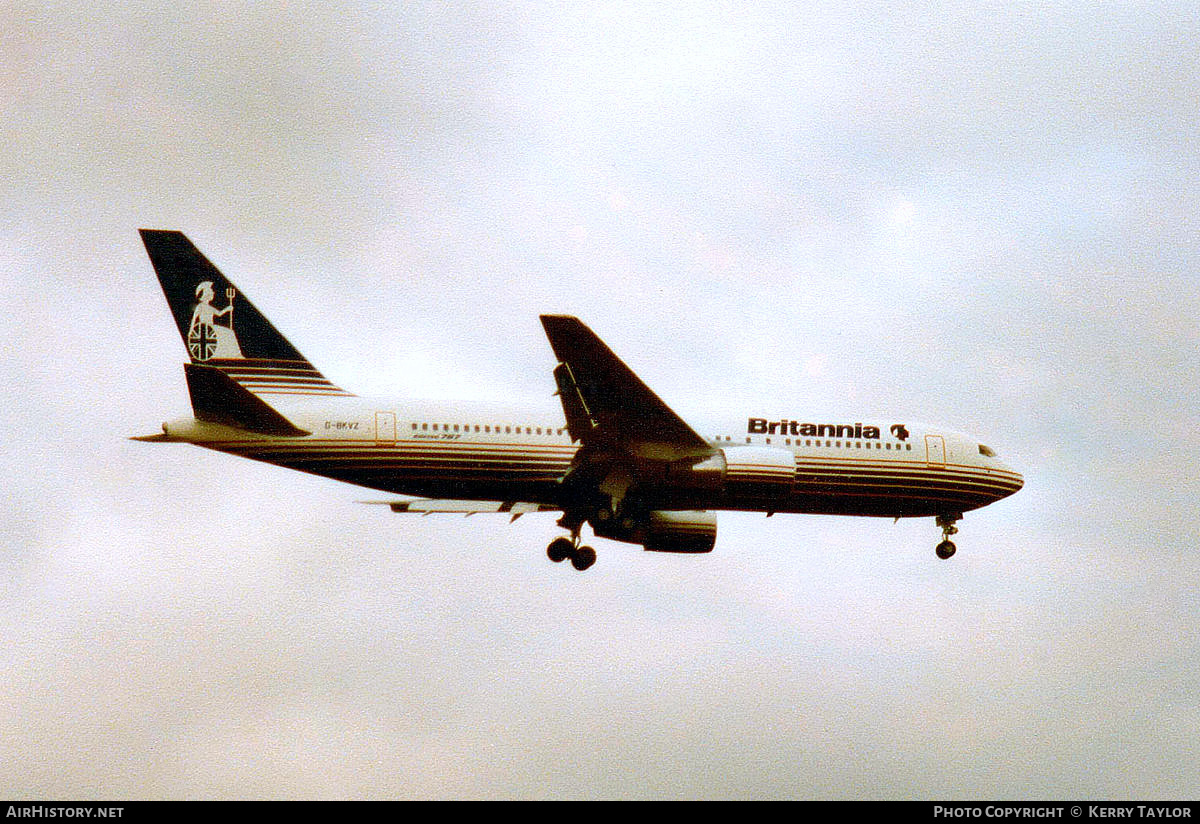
[593,510,718,553]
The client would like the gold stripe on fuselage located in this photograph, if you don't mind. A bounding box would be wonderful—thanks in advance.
[191,435,1018,513]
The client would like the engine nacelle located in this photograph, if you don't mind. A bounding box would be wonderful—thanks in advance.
[593,510,717,553]
[644,510,717,553]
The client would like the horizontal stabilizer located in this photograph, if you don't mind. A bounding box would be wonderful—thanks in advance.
[185,363,310,437]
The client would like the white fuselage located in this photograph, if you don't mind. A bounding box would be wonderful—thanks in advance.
[160,394,1024,519]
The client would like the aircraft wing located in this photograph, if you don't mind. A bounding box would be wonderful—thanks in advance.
[366,499,560,520]
[539,315,712,461]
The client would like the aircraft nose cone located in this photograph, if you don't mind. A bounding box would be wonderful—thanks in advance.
[998,463,1024,499]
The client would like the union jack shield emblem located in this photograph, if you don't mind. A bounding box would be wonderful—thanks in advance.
[188,322,218,361]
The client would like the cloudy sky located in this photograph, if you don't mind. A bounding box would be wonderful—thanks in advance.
[2,1,1198,799]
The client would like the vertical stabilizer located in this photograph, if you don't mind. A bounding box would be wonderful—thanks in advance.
[140,230,351,397]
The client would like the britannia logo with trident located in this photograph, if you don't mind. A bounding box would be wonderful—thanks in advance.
[187,281,244,361]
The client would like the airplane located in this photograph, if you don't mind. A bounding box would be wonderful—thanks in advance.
[134,230,1024,571]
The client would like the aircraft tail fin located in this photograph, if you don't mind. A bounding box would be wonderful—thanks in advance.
[140,229,352,397]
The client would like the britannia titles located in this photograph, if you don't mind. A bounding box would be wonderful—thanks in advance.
[747,417,884,439]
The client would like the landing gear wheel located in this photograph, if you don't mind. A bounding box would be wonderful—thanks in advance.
[547,537,573,563]
[571,545,596,571]
[934,513,961,561]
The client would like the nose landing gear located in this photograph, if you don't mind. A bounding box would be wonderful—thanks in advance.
[935,513,960,560]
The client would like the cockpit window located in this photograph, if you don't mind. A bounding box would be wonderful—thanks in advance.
[978,444,997,458]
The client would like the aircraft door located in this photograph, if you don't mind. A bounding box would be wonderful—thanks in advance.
[925,434,946,466]
[375,411,396,445]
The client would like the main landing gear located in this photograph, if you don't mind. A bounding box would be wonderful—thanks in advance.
[935,513,960,560]
[547,535,596,572]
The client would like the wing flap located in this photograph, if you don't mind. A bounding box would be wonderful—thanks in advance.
[552,361,597,443]
[369,500,561,519]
